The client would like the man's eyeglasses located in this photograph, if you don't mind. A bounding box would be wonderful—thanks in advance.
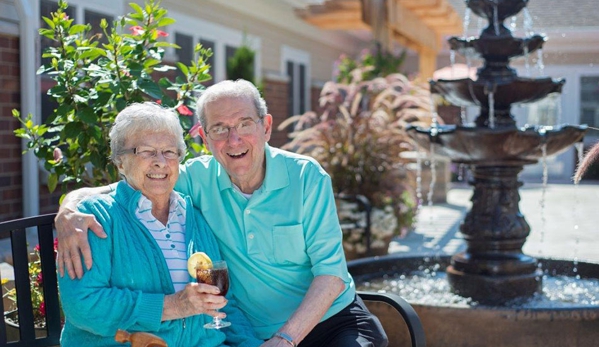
[206,118,263,141]
[124,146,181,160]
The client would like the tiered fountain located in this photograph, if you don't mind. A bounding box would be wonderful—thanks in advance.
[348,0,599,346]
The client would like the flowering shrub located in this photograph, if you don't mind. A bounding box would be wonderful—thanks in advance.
[280,71,431,257]
[13,0,211,196]
[2,239,60,327]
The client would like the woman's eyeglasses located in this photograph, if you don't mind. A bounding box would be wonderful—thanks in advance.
[124,146,181,160]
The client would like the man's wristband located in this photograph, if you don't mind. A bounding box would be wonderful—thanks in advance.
[273,332,297,347]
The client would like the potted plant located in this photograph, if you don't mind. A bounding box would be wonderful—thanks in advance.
[279,70,433,259]
[2,239,60,339]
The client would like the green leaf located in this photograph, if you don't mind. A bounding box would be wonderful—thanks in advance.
[154,41,176,48]
[157,17,176,27]
[41,16,55,30]
[69,24,88,35]
[177,62,190,76]
[138,79,163,100]
[77,107,97,124]
[158,77,173,88]
[64,122,83,138]
[48,173,58,193]
[129,2,144,16]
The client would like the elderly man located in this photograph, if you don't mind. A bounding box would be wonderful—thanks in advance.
[56,79,388,347]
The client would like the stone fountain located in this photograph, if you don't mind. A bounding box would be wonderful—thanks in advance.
[347,0,599,346]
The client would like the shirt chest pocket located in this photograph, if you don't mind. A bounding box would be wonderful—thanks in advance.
[272,224,308,265]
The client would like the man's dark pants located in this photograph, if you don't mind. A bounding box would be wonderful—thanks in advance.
[299,295,388,347]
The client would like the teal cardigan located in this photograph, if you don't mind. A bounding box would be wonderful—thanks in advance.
[58,182,263,347]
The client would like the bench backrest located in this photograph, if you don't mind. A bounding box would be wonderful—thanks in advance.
[1,214,61,347]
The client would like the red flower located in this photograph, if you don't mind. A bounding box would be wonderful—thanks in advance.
[129,26,144,36]
[39,301,45,316]
[156,99,162,105]
[189,122,202,138]
[177,104,193,116]
[37,272,43,285]
[155,30,168,37]
[34,244,40,252]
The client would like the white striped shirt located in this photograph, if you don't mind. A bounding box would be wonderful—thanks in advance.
[135,192,188,292]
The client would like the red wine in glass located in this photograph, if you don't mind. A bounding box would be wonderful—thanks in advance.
[196,260,231,329]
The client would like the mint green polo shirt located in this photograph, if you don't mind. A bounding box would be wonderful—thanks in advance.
[175,144,355,339]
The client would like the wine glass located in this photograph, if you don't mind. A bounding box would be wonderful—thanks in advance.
[196,260,231,329]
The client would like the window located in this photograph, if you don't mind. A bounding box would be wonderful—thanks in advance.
[580,76,599,127]
[282,46,310,117]
[175,33,193,78]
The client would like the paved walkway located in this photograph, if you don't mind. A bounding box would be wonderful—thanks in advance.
[390,181,599,263]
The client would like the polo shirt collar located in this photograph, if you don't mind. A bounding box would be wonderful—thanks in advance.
[215,143,289,193]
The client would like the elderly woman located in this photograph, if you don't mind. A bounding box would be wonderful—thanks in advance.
[57,102,263,347]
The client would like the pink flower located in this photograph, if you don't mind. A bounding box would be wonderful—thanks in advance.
[189,122,202,138]
[37,272,43,285]
[34,244,41,252]
[129,26,144,36]
[156,99,162,105]
[177,104,193,116]
[155,30,168,37]
[53,147,63,162]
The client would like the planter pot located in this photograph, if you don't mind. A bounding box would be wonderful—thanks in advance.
[4,310,47,341]
[344,235,393,261]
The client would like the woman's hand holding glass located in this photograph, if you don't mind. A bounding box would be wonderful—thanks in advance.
[162,282,228,322]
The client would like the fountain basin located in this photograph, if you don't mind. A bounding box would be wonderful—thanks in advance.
[406,124,586,165]
[431,77,564,110]
[448,34,545,60]
[349,254,599,347]
[467,0,529,23]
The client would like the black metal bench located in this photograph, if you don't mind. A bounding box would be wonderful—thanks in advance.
[1,214,61,347]
[0,214,426,347]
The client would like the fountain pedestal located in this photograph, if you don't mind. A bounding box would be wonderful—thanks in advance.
[447,165,541,303]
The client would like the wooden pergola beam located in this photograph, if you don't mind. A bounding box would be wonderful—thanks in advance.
[295,0,464,78]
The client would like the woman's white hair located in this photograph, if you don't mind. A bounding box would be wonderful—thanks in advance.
[109,102,186,166]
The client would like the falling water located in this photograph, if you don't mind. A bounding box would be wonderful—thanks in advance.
[493,3,500,36]
[523,45,532,77]
[488,92,495,128]
[523,8,534,36]
[510,16,518,31]
[462,8,471,37]
[427,143,437,210]
[572,142,585,278]
[450,50,456,77]
[426,142,440,247]
[537,142,548,268]
[477,17,484,33]
[536,48,545,76]
[429,95,439,125]
[556,94,563,125]
[460,106,467,124]
[416,150,424,211]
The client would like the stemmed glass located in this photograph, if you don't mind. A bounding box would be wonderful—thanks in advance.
[196,260,231,329]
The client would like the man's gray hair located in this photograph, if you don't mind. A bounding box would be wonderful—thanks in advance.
[196,79,268,128]
[109,102,186,166]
